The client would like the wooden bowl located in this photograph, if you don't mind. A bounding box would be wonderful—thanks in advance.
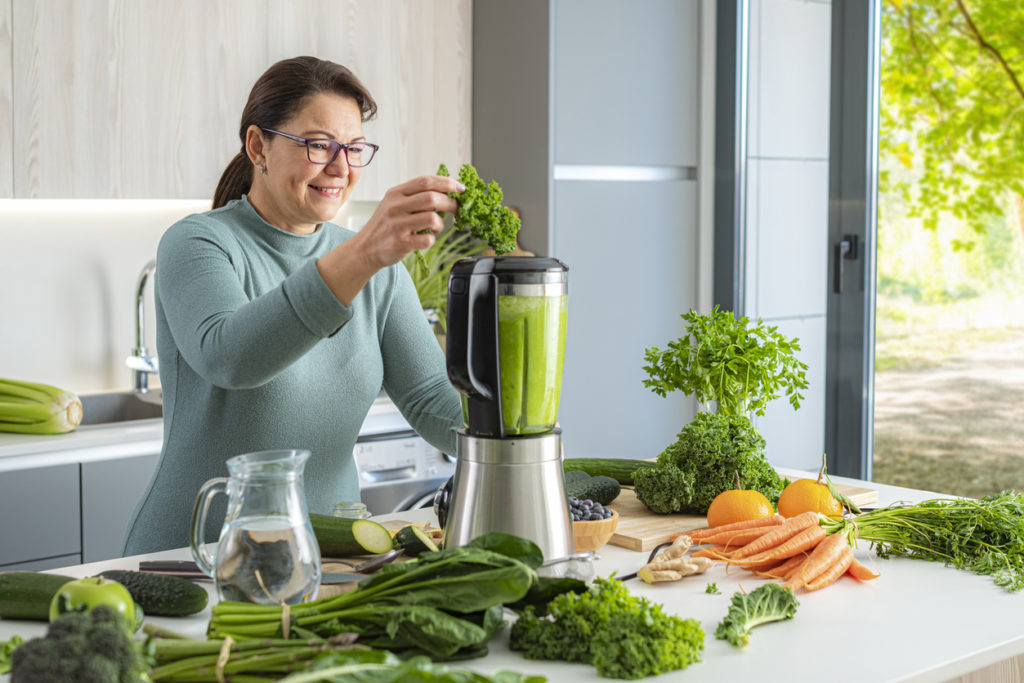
[572,508,619,552]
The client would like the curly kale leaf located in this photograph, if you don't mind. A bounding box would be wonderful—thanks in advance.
[509,577,703,679]
[438,163,521,254]
[715,584,799,647]
[634,411,784,514]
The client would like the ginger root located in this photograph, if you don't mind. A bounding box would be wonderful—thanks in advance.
[636,535,713,584]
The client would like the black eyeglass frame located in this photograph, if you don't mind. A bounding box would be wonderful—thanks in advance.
[260,128,379,167]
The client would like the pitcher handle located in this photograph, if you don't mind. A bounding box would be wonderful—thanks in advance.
[190,476,228,577]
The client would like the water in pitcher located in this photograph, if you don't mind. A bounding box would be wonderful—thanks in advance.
[213,515,320,605]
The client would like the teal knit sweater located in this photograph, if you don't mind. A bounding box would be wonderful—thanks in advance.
[122,197,461,556]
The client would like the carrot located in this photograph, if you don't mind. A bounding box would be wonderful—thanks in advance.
[728,511,820,560]
[804,547,855,591]
[753,552,808,579]
[846,556,881,581]
[691,545,728,559]
[783,532,849,591]
[698,526,777,549]
[734,524,827,566]
[685,514,785,542]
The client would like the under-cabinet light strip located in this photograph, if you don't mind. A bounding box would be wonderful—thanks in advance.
[552,165,697,182]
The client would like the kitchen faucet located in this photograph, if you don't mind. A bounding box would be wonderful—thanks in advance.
[126,259,160,400]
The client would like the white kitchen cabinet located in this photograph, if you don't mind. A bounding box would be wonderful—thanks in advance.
[1,0,470,199]
[0,464,81,569]
[81,454,160,563]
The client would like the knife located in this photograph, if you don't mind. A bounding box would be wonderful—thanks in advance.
[138,560,369,585]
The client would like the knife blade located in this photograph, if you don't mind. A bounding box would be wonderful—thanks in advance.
[138,560,368,584]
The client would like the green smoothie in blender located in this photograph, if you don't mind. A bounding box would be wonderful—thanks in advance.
[497,294,567,434]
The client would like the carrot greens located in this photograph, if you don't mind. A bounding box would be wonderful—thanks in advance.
[821,490,1024,592]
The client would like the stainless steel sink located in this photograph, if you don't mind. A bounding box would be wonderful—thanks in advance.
[79,390,163,426]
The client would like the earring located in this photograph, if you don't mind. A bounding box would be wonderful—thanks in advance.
[259,164,266,175]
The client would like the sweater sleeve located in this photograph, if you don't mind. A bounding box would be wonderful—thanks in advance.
[156,217,352,389]
[379,264,462,457]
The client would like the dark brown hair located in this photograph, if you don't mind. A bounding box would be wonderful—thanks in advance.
[212,56,377,209]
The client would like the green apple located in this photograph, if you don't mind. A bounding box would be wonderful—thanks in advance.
[48,577,137,625]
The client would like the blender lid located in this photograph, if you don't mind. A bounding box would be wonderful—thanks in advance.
[489,256,568,284]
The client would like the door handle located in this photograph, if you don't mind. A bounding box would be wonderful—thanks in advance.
[833,234,859,293]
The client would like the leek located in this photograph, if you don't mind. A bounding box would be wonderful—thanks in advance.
[0,377,83,434]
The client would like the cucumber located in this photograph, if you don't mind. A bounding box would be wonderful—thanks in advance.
[96,570,208,617]
[310,513,396,557]
[562,457,658,486]
[0,571,74,621]
[394,525,439,557]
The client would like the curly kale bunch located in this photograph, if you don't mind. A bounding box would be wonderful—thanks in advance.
[438,163,521,254]
[509,576,704,679]
[10,605,150,683]
[715,583,799,647]
[634,411,785,514]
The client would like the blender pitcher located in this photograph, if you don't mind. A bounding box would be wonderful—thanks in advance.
[443,256,574,560]
[190,449,321,605]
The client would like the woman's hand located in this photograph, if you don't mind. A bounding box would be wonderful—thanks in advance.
[355,175,464,270]
[316,174,464,306]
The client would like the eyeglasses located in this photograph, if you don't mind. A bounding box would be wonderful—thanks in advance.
[260,128,379,167]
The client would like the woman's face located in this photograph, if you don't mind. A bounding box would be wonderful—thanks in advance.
[247,93,365,234]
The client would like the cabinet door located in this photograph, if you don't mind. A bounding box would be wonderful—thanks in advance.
[553,179,697,459]
[0,464,80,566]
[553,0,699,167]
[81,454,160,563]
[6,0,471,199]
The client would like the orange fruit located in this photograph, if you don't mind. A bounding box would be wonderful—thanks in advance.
[706,489,774,528]
[777,478,843,519]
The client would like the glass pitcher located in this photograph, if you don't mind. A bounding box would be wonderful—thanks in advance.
[190,449,321,605]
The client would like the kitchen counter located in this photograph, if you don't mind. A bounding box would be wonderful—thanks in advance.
[1,472,1021,682]
[0,420,163,473]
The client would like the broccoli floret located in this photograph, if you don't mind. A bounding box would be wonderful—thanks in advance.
[510,576,703,679]
[438,163,521,254]
[10,605,150,683]
[715,583,799,647]
[634,411,785,514]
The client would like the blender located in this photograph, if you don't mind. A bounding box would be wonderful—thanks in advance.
[442,256,574,560]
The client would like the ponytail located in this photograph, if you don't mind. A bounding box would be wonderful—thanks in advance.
[212,152,253,210]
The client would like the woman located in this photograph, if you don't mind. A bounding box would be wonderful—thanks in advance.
[123,56,464,555]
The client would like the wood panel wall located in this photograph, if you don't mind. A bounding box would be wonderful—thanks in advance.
[0,0,471,200]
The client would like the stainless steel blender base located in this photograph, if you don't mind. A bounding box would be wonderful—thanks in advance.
[443,430,574,561]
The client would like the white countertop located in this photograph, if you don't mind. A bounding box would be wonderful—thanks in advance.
[1,473,1020,682]
[0,420,163,472]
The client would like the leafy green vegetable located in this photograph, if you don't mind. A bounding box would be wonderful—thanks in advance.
[714,584,799,648]
[509,576,704,679]
[438,163,521,254]
[149,637,544,682]
[402,226,489,334]
[208,536,538,660]
[705,583,720,595]
[10,605,149,682]
[633,411,786,514]
[0,634,23,675]
[283,649,546,682]
[821,490,1024,592]
[642,306,809,417]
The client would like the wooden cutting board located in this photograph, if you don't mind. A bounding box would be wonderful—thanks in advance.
[607,482,879,552]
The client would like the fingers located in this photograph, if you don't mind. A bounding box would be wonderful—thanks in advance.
[397,174,466,197]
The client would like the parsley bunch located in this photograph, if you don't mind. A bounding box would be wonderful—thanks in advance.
[642,306,809,417]
[509,576,704,679]
[438,163,521,254]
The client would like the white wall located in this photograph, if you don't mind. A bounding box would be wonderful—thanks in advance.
[744,0,832,471]
[0,199,378,395]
